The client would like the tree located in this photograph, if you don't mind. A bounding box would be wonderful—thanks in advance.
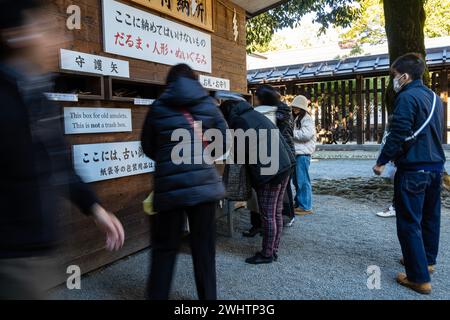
[340,0,450,47]
[246,0,360,53]
[383,0,428,113]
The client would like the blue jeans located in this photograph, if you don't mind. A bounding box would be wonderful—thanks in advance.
[294,155,312,211]
[394,170,442,283]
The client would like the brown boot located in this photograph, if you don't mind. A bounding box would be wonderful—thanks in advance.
[294,208,313,216]
[400,257,435,274]
[396,273,431,294]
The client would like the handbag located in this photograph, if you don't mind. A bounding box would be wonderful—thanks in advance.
[143,191,156,215]
[223,164,252,201]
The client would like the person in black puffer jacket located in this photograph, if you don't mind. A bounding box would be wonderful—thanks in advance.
[141,64,228,300]
[254,85,296,227]
[220,100,295,264]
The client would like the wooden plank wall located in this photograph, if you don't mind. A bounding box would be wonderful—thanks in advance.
[259,70,450,145]
[48,0,248,283]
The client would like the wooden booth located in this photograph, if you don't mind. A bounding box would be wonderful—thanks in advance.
[44,0,280,282]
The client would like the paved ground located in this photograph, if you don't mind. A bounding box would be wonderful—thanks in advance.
[50,160,450,300]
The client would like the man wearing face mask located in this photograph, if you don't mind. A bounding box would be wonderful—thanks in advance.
[373,53,445,294]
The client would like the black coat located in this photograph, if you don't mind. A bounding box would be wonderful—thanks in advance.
[223,101,295,187]
[0,64,98,259]
[276,102,295,158]
[141,77,227,212]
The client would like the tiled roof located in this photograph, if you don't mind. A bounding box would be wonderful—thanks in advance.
[248,46,449,84]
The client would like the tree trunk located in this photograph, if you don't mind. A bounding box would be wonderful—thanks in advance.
[383,0,428,114]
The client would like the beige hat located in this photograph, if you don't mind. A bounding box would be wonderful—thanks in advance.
[291,95,310,113]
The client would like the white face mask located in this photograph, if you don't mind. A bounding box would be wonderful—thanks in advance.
[393,74,407,93]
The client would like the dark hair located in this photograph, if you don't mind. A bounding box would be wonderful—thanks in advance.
[391,53,426,80]
[255,84,281,106]
[165,63,197,85]
[218,100,238,121]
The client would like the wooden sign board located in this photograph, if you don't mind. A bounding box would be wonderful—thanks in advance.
[103,0,212,73]
[129,0,213,32]
[73,141,155,182]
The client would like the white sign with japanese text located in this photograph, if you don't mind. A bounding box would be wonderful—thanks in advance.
[199,75,230,91]
[73,141,154,183]
[64,107,132,134]
[102,0,212,73]
[60,49,130,78]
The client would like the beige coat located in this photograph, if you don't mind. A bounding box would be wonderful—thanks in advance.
[293,113,316,155]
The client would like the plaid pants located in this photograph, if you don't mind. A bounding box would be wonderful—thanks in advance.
[256,176,290,257]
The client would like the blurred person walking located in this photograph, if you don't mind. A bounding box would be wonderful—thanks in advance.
[220,100,295,264]
[0,0,124,300]
[373,53,445,294]
[141,64,228,300]
[291,95,316,215]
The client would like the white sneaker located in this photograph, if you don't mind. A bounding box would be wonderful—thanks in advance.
[376,205,396,218]
[286,217,296,227]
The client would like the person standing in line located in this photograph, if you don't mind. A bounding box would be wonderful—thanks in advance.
[141,64,228,300]
[373,53,445,294]
[219,99,295,264]
[255,85,296,226]
[291,95,316,215]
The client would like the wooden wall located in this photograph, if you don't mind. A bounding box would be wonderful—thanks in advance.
[49,0,247,283]
[50,0,247,92]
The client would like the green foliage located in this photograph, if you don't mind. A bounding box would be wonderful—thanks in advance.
[246,0,360,53]
[340,0,450,46]
[424,0,450,37]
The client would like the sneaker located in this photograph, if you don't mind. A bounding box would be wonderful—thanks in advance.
[245,252,273,265]
[285,217,295,227]
[294,208,313,216]
[376,205,396,218]
[396,272,431,294]
[400,257,435,274]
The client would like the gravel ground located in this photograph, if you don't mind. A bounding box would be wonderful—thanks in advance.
[49,160,450,300]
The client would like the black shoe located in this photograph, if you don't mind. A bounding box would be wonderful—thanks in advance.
[245,252,273,264]
[242,227,262,238]
[273,253,278,261]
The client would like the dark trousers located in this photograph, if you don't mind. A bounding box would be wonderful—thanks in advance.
[251,174,294,228]
[282,176,295,219]
[250,210,261,229]
[147,201,217,300]
[394,170,441,283]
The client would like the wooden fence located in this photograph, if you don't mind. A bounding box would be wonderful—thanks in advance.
[250,69,449,144]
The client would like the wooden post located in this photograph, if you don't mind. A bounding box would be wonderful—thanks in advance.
[341,80,347,120]
[373,78,379,143]
[334,81,339,124]
[381,77,387,134]
[348,79,354,142]
[320,82,326,129]
[327,82,332,129]
[440,69,449,144]
[314,83,319,128]
[365,78,371,142]
[356,75,364,144]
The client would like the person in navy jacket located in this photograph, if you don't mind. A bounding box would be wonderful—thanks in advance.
[373,53,445,294]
